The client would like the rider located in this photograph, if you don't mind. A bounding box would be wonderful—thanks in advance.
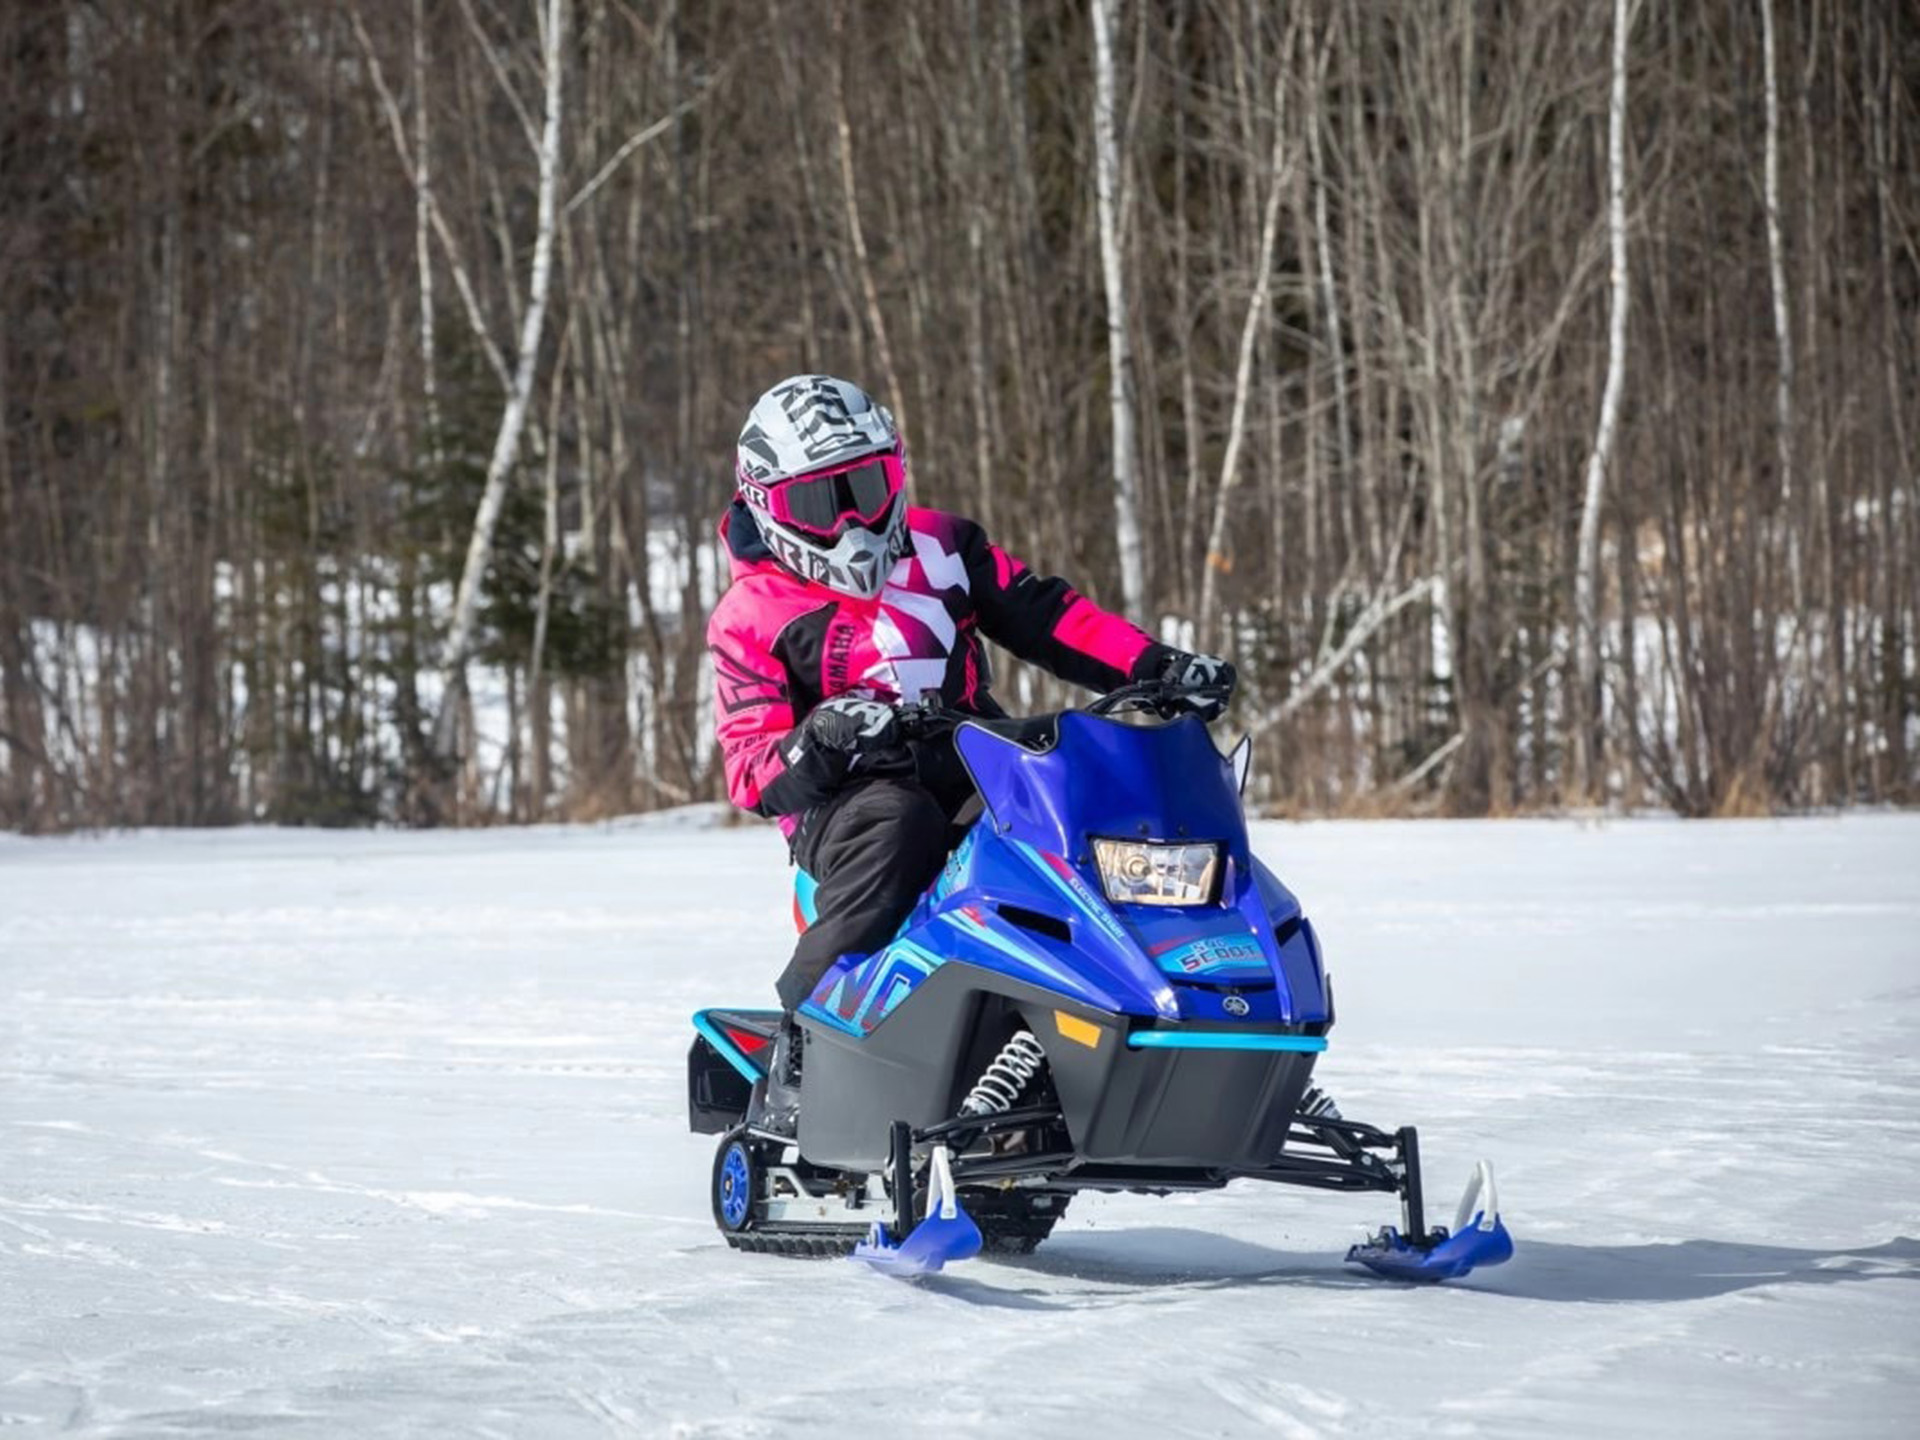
[707,374,1235,1133]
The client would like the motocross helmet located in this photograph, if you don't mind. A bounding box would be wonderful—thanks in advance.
[734,374,910,599]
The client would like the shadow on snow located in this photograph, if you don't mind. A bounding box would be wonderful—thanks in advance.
[938,1228,1920,1306]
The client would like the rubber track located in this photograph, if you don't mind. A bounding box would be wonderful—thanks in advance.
[971,1192,1071,1255]
[724,1204,1065,1258]
[723,1227,868,1259]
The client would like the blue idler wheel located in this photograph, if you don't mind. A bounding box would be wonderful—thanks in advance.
[712,1129,758,1234]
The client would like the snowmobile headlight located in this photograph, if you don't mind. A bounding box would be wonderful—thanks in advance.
[1091,839,1221,907]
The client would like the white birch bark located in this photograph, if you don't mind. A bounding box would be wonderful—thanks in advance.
[1197,70,1291,649]
[432,0,567,759]
[1091,0,1145,616]
[1574,0,1631,799]
[412,0,440,464]
[1760,0,1801,609]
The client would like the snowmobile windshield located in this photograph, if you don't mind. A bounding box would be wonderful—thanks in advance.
[955,712,1059,753]
[954,710,1246,867]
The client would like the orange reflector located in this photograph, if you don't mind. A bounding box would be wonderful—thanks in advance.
[1054,1010,1102,1049]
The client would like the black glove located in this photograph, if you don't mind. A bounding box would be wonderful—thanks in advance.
[784,697,903,774]
[766,698,909,816]
[1139,644,1238,719]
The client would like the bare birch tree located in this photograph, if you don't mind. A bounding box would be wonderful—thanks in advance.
[1091,0,1146,616]
[412,0,440,462]
[1574,0,1633,800]
[432,0,567,762]
[1759,0,1801,611]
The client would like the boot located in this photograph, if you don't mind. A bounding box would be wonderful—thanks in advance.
[749,1018,804,1138]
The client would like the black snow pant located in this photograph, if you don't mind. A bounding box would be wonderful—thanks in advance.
[775,778,957,1013]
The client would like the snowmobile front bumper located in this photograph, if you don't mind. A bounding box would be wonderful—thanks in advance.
[1037,1016,1327,1171]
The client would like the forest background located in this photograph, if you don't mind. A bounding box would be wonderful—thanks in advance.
[1,0,1914,832]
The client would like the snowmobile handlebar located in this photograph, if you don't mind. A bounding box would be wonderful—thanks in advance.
[888,676,1225,739]
[1084,676,1232,721]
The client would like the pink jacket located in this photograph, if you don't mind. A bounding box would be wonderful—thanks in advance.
[708,502,1157,828]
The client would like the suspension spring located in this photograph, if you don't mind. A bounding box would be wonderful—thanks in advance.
[959,1030,1046,1117]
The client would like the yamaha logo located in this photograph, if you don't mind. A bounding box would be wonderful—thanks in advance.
[1222,994,1251,1018]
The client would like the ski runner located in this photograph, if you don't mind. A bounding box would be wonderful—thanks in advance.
[707,374,1234,1134]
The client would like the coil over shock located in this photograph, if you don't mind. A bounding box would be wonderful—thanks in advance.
[959,1029,1046,1116]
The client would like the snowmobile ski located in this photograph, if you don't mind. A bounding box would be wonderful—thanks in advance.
[1347,1159,1514,1282]
[850,1143,982,1277]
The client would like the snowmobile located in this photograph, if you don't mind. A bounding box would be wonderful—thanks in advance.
[686,677,1514,1281]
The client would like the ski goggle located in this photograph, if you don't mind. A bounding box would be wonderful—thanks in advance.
[749,449,905,536]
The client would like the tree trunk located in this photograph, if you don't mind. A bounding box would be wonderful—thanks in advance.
[413,0,441,462]
[432,0,567,761]
[1574,0,1632,802]
[829,0,904,420]
[1196,61,1292,651]
[1091,0,1146,616]
[1760,0,1800,612]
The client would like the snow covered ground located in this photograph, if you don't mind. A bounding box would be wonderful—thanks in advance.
[3,813,1917,1438]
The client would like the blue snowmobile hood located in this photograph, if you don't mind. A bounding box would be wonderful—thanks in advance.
[946,711,1329,1025]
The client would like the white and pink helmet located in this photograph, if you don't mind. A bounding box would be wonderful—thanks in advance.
[735,375,911,599]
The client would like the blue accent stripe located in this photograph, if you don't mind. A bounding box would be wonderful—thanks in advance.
[798,939,945,1038]
[692,1010,765,1081]
[941,911,1080,990]
[1126,1031,1328,1053]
